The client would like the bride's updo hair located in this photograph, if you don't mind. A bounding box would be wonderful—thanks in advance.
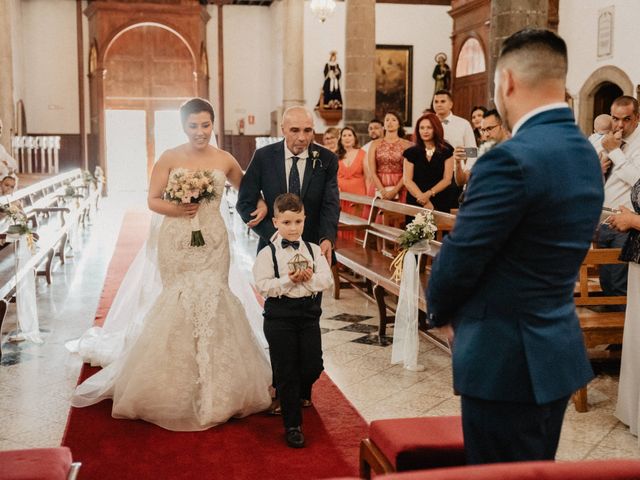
[180,97,215,126]
[274,193,304,216]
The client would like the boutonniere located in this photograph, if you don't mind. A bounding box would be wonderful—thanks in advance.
[311,150,323,170]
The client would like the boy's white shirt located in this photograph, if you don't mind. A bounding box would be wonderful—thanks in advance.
[253,233,333,299]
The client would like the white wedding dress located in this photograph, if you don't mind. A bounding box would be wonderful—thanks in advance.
[70,169,272,431]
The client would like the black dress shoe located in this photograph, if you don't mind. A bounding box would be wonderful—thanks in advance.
[285,427,305,448]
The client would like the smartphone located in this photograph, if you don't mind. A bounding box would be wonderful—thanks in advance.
[464,147,478,157]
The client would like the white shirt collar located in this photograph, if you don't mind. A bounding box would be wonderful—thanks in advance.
[511,102,568,136]
[284,143,309,160]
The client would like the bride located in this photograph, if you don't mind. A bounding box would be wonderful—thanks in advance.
[69,98,273,431]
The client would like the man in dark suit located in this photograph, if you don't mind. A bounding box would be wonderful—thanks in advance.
[237,106,340,264]
[426,29,604,465]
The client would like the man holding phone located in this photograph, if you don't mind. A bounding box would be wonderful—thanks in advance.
[432,90,477,207]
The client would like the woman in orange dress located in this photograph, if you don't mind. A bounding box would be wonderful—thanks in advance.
[367,111,413,203]
[337,126,367,240]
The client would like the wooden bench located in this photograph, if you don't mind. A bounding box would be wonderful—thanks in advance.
[336,194,455,352]
[572,247,626,412]
[0,169,98,357]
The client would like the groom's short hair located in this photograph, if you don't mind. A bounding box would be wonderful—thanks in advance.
[180,97,215,125]
[274,193,304,216]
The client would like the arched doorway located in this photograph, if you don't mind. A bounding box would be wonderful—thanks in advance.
[593,82,623,119]
[85,1,210,193]
[452,36,487,120]
[103,24,196,192]
[578,66,634,135]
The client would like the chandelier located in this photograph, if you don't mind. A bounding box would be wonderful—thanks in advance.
[310,0,336,23]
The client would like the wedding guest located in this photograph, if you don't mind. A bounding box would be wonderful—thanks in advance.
[403,113,455,212]
[367,111,413,203]
[0,120,19,178]
[610,178,640,442]
[337,126,367,240]
[470,105,488,145]
[597,96,640,298]
[322,127,340,154]
[253,193,333,449]
[456,109,511,188]
[362,119,383,188]
[432,90,476,210]
[0,174,17,196]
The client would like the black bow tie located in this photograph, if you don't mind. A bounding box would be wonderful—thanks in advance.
[281,239,300,250]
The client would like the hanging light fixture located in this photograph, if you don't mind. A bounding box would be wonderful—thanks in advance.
[310,0,336,23]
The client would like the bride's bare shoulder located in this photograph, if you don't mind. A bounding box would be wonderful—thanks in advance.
[210,147,240,172]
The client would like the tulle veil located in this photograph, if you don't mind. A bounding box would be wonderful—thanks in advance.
[66,134,268,406]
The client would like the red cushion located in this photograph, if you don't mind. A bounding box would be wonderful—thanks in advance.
[377,459,640,480]
[369,416,465,471]
[0,447,72,480]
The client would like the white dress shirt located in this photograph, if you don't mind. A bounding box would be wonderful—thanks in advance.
[0,145,18,177]
[601,125,640,210]
[284,144,309,191]
[441,113,476,149]
[253,233,333,299]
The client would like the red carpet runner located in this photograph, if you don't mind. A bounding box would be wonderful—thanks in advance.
[62,212,368,479]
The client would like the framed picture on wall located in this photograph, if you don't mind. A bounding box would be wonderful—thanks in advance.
[375,44,413,126]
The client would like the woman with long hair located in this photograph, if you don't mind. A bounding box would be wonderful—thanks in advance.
[403,112,455,212]
[367,111,413,203]
[337,126,367,240]
[470,105,487,146]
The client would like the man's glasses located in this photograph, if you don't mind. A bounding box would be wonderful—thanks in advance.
[480,124,499,134]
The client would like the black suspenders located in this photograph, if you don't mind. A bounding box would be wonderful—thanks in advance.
[268,241,315,278]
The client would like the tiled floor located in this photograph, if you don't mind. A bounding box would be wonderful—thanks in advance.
[1,193,639,463]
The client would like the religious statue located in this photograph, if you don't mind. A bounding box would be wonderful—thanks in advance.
[317,51,342,109]
[432,52,451,92]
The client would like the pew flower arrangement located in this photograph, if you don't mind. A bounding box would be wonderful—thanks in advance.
[390,210,437,282]
[1,204,36,251]
[164,169,219,247]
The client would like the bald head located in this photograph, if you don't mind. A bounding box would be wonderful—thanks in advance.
[593,114,612,135]
[281,106,315,155]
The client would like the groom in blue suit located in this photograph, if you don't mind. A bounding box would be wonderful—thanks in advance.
[427,29,604,464]
[237,106,340,263]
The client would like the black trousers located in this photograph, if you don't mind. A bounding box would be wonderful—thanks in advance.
[461,394,570,465]
[264,295,324,429]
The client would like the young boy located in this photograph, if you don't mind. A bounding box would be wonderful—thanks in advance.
[253,193,333,448]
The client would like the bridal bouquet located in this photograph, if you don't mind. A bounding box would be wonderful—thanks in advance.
[164,169,219,247]
[390,210,437,282]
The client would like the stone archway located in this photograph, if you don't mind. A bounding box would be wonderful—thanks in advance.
[578,66,634,135]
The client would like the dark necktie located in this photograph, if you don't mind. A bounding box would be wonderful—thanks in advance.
[281,239,300,250]
[605,141,626,182]
[289,156,301,196]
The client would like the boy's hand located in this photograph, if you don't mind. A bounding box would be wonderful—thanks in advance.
[288,267,313,283]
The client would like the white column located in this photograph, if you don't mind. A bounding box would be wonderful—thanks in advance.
[282,0,304,109]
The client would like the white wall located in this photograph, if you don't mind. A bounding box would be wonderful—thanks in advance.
[376,3,452,128]
[222,5,273,135]
[205,6,220,136]
[560,0,640,113]
[21,0,78,134]
[10,0,24,107]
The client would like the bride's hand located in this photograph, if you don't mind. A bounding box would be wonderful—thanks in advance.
[178,203,199,218]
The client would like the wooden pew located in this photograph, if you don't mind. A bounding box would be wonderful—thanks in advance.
[335,194,455,352]
[572,247,626,412]
[0,169,98,357]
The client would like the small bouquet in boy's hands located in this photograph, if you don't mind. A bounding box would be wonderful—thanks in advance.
[390,210,437,282]
[164,169,219,247]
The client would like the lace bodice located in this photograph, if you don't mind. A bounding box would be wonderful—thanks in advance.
[375,140,406,174]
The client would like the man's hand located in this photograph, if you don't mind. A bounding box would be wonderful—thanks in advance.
[247,199,268,228]
[453,146,466,165]
[437,324,455,348]
[599,151,612,176]
[320,239,332,264]
[289,267,313,283]
[602,131,623,152]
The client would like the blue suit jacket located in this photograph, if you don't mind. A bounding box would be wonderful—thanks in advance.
[236,140,340,250]
[426,107,604,404]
